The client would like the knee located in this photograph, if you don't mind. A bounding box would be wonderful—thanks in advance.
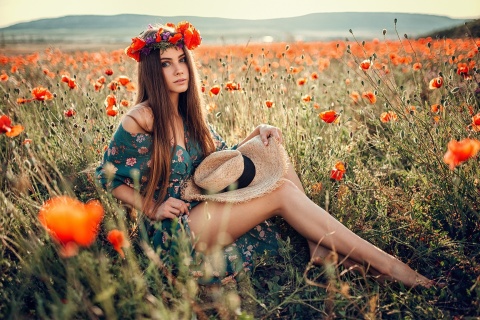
[274,179,302,202]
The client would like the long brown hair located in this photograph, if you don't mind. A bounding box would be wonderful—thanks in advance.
[135,27,216,214]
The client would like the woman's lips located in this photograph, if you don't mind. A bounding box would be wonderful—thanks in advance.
[175,78,187,84]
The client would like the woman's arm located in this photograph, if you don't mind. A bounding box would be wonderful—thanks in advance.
[111,184,152,215]
[111,184,189,221]
[238,124,283,147]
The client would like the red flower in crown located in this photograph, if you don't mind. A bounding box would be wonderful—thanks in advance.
[168,33,183,45]
[125,21,202,62]
[177,21,201,49]
[183,27,201,49]
[130,37,146,51]
[155,28,164,42]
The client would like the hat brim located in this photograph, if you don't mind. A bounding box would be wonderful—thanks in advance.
[181,136,289,204]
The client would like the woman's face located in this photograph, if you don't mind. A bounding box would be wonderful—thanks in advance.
[160,47,189,99]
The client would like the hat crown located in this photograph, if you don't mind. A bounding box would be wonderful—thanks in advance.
[194,150,244,193]
[182,136,289,203]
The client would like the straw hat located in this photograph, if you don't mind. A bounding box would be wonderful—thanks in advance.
[181,135,289,203]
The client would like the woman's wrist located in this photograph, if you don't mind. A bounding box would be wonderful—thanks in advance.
[143,200,157,219]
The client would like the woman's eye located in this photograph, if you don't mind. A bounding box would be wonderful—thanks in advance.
[180,58,187,63]
[161,62,170,67]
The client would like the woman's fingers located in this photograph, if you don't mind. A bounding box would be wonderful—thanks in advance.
[163,212,178,220]
[260,125,283,145]
[166,198,189,215]
[273,129,283,143]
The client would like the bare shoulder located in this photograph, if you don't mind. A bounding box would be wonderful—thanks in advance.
[121,104,153,134]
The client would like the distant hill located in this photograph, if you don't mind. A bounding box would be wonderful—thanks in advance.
[0,13,471,45]
[422,19,480,38]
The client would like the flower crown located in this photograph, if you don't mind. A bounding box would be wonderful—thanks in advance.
[125,21,202,62]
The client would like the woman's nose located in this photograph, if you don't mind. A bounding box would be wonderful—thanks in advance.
[175,64,183,75]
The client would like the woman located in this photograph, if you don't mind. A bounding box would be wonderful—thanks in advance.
[96,21,432,288]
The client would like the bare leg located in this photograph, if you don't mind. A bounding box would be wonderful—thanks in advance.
[188,178,431,288]
[284,164,373,271]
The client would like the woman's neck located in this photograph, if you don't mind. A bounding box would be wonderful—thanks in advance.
[169,92,179,109]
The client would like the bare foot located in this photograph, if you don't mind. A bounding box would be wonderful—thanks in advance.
[389,261,432,288]
[312,256,433,289]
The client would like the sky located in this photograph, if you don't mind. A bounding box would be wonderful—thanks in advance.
[1,0,479,28]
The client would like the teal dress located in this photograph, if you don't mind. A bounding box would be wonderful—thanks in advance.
[95,121,280,284]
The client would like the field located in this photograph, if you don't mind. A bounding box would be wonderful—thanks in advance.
[1,29,480,319]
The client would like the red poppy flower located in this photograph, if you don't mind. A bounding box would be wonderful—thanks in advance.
[0,115,24,138]
[429,77,443,89]
[94,81,103,91]
[431,104,443,113]
[176,21,193,34]
[104,94,117,108]
[60,75,76,89]
[126,82,136,92]
[130,37,146,51]
[319,110,339,123]
[97,76,106,84]
[225,81,240,91]
[105,69,114,76]
[470,113,480,131]
[107,229,129,258]
[168,33,183,45]
[17,98,32,104]
[1,73,9,81]
[106,105,119,117]
[108,81,118,91]
[125,38,146,62]
[412,62,422,71]
[209,85,221,96]
[31,87,53,101]
[67,79,77,90]
[38,196,104,257]
[64,109,76,117]
[362,91,377,104]
[457,63,469,76]
[472,113,480,126]
[330,161,346,181]
[297,77,307,86]
[120,99,130,107]
[183,27,202,50]
[443,138,480,170]
[350,91,360,103]
[265,100,274,108]
[380,111,398,123]
[117,76,130,86]
[1,115,12,132]
[302,94,312,102]
[125,47,141,62]
[310,72,319,80]
[359,59,372,71]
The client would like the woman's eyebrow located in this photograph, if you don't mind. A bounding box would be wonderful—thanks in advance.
[160,54,186,61]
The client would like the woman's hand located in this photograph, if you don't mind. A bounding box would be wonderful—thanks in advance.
[257,124,283,146]
[150,197,190,221]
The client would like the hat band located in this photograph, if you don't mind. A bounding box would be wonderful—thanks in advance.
[201,155,256,194]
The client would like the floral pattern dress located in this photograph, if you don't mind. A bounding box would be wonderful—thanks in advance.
[96,121,280,284]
